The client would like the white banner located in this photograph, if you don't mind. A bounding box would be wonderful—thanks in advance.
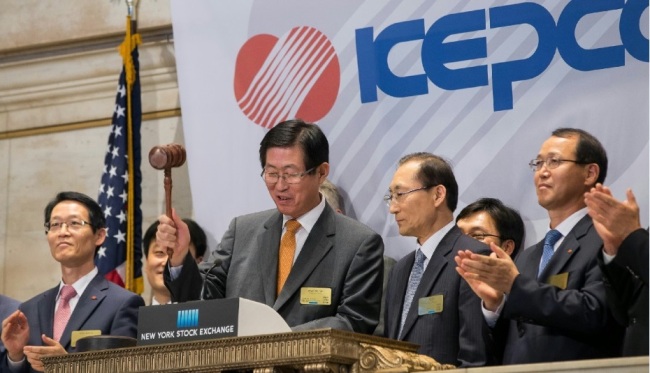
[171,0,649,259]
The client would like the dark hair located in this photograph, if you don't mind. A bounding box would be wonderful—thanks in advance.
[143,219,207,259]
[44,191,105,232]
[552,128,608,185]
[183,218,208,259]
[398,152,458,212]
[44,191,105,253]
[142,221,159,257]
[456,198,526,258]
[259,119,329,172]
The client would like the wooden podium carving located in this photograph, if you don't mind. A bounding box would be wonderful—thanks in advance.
[42,329,455,372]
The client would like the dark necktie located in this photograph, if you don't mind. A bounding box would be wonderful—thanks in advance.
[538,229,563,278]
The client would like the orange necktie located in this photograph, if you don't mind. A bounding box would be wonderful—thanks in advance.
[277,219,301,296]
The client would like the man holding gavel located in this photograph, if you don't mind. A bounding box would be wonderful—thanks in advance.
[156,119,385,334]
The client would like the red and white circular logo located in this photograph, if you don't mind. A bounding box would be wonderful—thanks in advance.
[234,26,340,128]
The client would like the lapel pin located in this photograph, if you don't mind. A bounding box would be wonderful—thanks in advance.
[91,295,97,300]
[567,249,573,254]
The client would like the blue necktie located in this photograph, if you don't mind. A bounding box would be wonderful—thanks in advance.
[399,249,426,337]
[538,229,562,278]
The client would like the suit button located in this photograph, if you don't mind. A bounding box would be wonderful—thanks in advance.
[630,318,637,324]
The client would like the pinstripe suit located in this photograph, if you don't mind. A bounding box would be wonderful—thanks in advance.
[384,226,490,366]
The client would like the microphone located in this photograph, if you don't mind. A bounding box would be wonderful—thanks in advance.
[200,258,222,301]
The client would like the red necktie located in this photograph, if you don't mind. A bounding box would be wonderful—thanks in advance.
[53,285,77,342]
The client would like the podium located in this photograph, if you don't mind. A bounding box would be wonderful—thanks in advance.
[42,298,450,372]
[42,328,447,372]
[136,298,292,345]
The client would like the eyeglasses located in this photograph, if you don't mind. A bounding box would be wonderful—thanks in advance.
[44,219,92,234]
[528,157,583,172]
[383,186,432,206]
[468,233,502,242]
[261,167,315,184]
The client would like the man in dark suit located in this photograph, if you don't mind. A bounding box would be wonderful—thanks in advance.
[456,128,624,364]
[585,184,648,356]
[0,295,20,354]
[383,152,489,367]
[1,192,144,372]
[158,119,384,333]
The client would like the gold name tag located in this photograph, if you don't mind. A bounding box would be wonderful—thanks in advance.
[418,294,444,315]
[71,330,101,347]
[547,272,569,290]
[300,287,332,305]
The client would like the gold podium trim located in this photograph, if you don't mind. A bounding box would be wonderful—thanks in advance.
[42,329,455,372]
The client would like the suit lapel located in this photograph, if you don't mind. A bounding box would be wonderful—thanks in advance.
[400,227,458,339]
[260,213,283,306]
[540,215,592,280]
[59,274,106,349]
[38,286,59,341]
[389,252,414,339]
[274,205,335,311]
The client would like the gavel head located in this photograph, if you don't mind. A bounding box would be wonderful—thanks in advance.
[149,144,186,170]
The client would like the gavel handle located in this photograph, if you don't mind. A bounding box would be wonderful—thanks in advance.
[164,168,174,259]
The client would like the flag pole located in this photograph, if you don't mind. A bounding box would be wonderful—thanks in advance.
[121,0,141,293]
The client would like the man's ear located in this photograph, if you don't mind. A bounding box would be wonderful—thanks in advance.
[95,227,107,247]
[432,185,447,208]
[502,239,515,256]
[584,163,600,186]
[318,162,330,182]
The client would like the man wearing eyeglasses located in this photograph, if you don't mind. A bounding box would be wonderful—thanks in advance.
[456,128,624,364]
[1,191,143,373]
[158,119,384,334]
[382,152,490,367]
[456,198,525,259]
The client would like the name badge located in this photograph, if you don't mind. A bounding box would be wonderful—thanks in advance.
[547,272,569,290]
[71,330,101,347]
[418,294,444,315]
[300,287,332,305]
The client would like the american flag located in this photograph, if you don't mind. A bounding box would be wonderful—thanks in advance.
[96,39,143,293]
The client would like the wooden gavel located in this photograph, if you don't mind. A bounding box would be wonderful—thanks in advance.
[149,143,186,258]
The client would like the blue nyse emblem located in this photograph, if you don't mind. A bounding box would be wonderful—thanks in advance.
[177,309,199,328]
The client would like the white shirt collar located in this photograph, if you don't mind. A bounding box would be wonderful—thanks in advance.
[282,193,326,235]
[418,220,455,267]
[57,267,97,300]
[551,208,588,237]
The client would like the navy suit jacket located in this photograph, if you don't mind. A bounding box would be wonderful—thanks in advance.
[497,215,624,364]
[384,226,490,367]
[166,204,384,334]
[599,228,649,356]
[1,273,144,373]
[0,295,20,353]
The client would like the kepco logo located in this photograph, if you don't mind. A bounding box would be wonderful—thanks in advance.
[177,309,199,328]
[234,26,340,128]
[355,0,648,111]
